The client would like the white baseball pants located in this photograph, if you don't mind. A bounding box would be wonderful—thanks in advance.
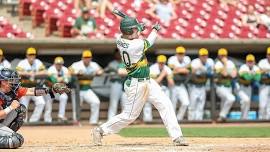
[100,78,183,140]
[188,85,206,120]
[216,86,236,118]
[238,85,251,120]
[44,93,68,122]
[171,84,190,120]
[259,85,270,119]
[143,85,170,122]
[80,89,100,124]
[20,96,45,122]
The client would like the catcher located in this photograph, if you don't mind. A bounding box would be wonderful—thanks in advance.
[0,68,69,149]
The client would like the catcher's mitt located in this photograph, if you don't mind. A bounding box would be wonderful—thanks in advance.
[52,83,70,94]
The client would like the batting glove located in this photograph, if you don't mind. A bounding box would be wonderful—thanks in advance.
[152,22,161,31]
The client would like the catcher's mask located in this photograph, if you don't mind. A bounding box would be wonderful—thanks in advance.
[0,68,21,94]
[120,17,145,35]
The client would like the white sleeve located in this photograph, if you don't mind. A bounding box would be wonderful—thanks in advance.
[258,60,264,69]
[70,63,79,74]
[191,59,197,69]
[214,62,221,71]
[168,57,174,67]
[47,66,53,74]
[4,60,11,69]
[16,60,24,70]
[239,65,246,74]
[92,62,101,71]
[166,66,173,75]
[146,30,158,47]
[210,59,214,67]
[63,67,69,75]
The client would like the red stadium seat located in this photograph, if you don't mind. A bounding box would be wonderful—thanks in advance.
[31,0,49,28]
[19,0,33,20]
[44,8,63,36]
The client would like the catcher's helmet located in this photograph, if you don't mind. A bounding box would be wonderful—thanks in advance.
[120,17,144,35]
[0,68,21,93]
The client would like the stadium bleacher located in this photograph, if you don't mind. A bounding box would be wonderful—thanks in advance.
[0,16,33,38]
[8,0,270,39]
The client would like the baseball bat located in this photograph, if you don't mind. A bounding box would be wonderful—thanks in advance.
[112,8,128,18]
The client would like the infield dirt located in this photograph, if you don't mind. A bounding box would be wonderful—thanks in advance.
[4,123,270,152]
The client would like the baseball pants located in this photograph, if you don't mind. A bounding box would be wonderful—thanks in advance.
[259,85,270,119]
[216,85,236,118]
[100,78,183,140]
[143,85,170,122]
[188,85,206,120]
[80,89,100,124]
[238,85,251,120]
[20,96,45,122]
[171,84,190,121]
[44,93,68,122]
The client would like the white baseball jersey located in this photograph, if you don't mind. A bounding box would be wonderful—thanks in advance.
[258,59,270,119]
[150,63,172,78]
[48,65,70,83]
[0,59,11,69]
[116,32,157,78]
[215,60,236,74]
[70,60,101,75]
[239,64,260,75]
[258,59,270,72]
[168,55,191,69]
[16,58,45,72]
[191,58,214,74]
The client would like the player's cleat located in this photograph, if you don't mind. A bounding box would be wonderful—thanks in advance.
[173,136,189,146]
[92,127,103,146]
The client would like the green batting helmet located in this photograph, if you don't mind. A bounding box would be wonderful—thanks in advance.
[120,17,144,35]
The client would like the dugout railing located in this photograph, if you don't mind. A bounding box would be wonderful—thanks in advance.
[22,73,270,125]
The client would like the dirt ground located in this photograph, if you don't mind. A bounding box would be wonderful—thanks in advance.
[4,123,270,152]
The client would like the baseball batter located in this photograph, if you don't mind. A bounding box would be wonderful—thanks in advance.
[238,54,261,119]
[189,48,214,120]
[16,47,47,122]
[143,55,174,122]
[168,46,190,121]
[106,50,127,120]
[257,47,270,120]
[214,48,237,121]
[0,68,69,149]
[0,49,11,69]
[69,50,103,124]
[92,10,188,146]
[44,57,70,122]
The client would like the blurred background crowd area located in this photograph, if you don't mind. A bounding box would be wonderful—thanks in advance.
[0,0,269,39]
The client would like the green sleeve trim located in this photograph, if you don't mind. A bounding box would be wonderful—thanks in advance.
[143,39,151,52]
[48,75,58,83]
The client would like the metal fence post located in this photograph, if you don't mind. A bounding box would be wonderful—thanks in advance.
[210,77,216,121]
